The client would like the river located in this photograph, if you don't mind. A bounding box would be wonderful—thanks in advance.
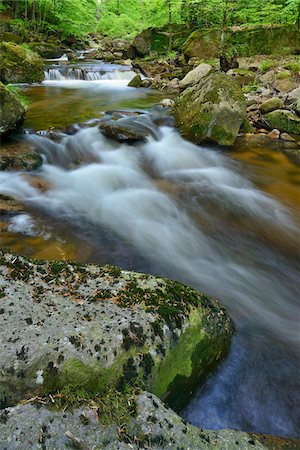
[0,60,299,439]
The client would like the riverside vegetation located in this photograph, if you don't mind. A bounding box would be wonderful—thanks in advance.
[0,0,300,449]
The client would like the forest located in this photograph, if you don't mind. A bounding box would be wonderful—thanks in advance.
[1,0,299,39]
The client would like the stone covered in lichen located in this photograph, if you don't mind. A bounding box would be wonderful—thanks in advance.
[0,81,25,135]
[0,42,44,84]
[0,251,233,411]
[1,392,299,449]
[173,73,247,146]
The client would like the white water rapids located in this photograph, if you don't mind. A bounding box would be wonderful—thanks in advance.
[1,68,299,438]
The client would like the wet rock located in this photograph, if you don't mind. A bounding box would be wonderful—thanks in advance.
[259,97,283,114]
[159,99,175,108]
[0,42,44,84]
[174,73,247,146]
[281,132,296,142]
[267,129,280,139]
[264,109,300,135]
[179,63,212,89]
[128,74,142,88]
[0,251,233,410]
[0,82,25,135]
[99,117,151,142]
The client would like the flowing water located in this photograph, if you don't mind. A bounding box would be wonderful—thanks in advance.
[1,61,299,439]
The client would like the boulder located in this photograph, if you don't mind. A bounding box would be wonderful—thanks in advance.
[0,251,233,410]
[0,82,25,135]
[133,29,152,56]
[226,68,256,86]
[0,137,42,170]
[29,42,66,59]
[287,87,300,115]
[264,109,300,135]
[99,116,153,142]
[274,77,296,93]
[128,74,142,87]
[0,42,44,84]
[173,73,247,146]
[1,392,299,449]
[259,97,283,114]
[179,63,212,89]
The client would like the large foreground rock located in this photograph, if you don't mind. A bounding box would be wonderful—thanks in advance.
[1,393,299,449]
[0,251,233,410]
[0,82,25,135]
[0,42,44,84]
[174,73,247,146]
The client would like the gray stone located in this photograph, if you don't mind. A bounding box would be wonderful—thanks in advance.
[0,251,233,409]
[1,393,299,449]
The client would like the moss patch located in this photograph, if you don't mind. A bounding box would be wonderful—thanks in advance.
[0,42,44,84]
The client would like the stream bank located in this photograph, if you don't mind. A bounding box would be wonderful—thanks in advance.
[0,36,300,448]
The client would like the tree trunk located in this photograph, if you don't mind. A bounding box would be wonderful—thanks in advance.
[168,0,173,52]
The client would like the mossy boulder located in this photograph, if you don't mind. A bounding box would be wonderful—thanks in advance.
[133,28,152,56]
[0,42,44,84]
[29,42,66,59]
[226,68,256,86]
[0,82,25,135]
[0,251,233,410]
[264,110,300,135]
[128,74,142,87]
[173,73,247,146]
[259,97,283,114]
[182,25,300,59]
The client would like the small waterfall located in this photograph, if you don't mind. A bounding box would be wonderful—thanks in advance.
[44,66,136,82]
[44,68,65,80]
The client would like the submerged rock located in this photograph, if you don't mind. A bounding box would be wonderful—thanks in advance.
[173,73,247,146]
[99,115,160,142]
[0,251,233,410]
[0,42,44,84]
[0,82,25,135]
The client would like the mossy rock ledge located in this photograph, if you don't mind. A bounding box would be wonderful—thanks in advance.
[0,250,233,412]
[173,73,247,146]
[0,81,25,135]
[0,42,44,84]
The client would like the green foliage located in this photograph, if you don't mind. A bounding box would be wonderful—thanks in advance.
[285,61,300,73]
[259,59,277,73]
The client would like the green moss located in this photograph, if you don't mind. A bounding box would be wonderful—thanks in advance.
[264,110,300,134]
[275,70,291,80]
[285,61,300,73]
[149,307,232,411]
[0,41,44,84]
